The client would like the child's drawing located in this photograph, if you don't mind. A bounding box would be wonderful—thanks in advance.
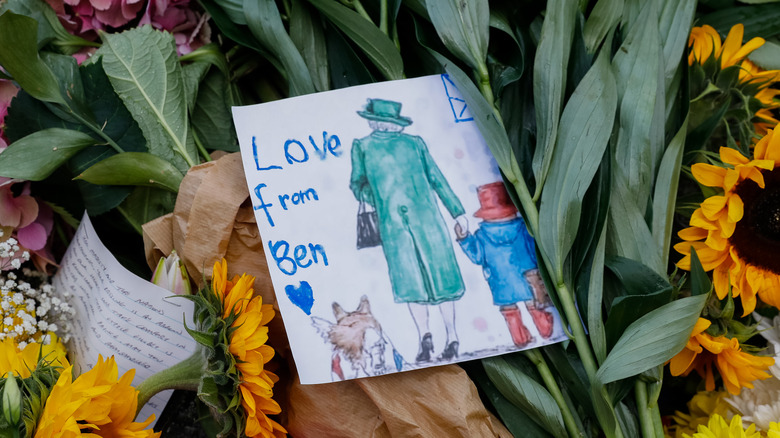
[311,295,406,381]
[349,98,467,362]
[455,182,555,346]
[233,75,567,384]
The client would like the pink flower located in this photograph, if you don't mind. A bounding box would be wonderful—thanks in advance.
[45,0,145,37]
[139,0,211,55]
[0,79,20,149]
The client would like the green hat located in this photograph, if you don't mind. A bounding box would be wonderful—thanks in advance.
[357,99,412,126]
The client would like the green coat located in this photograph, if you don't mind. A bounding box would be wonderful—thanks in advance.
[350,131,465,304]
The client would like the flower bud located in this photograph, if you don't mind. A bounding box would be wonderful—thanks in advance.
[2,372,21,426]
[151,251,191,295]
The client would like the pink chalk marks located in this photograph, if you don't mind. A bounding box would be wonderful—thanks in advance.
[473,317,488,332]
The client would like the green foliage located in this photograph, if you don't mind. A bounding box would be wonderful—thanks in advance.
[0,12,64,104]
[94,26,198,171]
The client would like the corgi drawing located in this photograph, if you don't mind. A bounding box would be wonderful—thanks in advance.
[311,295,405,381]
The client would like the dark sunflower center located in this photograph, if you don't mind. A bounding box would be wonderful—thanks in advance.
[731,168,780,274]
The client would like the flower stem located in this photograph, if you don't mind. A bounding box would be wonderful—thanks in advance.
[635,381,656,438]
[474,64,598,382]
[135,349,205,414]
[524,349,583,438]
[379,0,388,35]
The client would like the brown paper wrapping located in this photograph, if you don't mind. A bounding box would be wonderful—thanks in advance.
[143,152,512,438]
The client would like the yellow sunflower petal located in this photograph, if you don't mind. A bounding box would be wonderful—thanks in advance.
[692,163,727,187]
[720,146,749,166]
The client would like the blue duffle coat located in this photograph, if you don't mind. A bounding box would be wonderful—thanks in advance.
[458,217,536,306]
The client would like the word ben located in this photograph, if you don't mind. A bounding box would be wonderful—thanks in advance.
[269,240,328,276]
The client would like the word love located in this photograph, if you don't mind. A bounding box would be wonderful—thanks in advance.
[252,131,342,171]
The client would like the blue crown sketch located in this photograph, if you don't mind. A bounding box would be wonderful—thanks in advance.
[440,74,474,123]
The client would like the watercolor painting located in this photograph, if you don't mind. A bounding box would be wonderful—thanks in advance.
[233,74,569,384]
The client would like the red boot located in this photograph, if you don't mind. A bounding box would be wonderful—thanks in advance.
[500,307,533,347]
[529,307,554,338]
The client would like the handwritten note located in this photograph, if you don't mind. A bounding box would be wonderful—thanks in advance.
[52,214,196,424]
[233,75,567,384]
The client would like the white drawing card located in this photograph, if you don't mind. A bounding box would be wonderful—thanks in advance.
[233,75,567,385]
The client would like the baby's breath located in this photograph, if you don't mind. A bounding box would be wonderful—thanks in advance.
[0,268,74,346]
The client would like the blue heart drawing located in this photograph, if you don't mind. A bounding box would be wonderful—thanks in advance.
[285,281,314,315]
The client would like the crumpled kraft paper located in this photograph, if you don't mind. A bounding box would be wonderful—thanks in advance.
[142,152,512,438]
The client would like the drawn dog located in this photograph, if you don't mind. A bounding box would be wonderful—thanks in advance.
[311,295,402,381]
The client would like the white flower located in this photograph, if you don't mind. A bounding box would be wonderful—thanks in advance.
[725,313,780,431]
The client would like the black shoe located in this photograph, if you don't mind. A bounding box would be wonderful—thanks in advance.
[416,333,434,363]
[440,341,459,360]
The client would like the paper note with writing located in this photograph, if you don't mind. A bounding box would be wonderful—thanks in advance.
[52,214,196,423]
[233,74,566,385]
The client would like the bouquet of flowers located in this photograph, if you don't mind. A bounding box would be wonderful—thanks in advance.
[2,0,780,436]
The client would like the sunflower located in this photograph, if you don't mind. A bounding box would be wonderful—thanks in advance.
[682,414,760,438]
[669,318,774,395]
[675,128,780,314]
[34,355,158,438]
[0,335,68,379]
[134,259,285,437]
[667,391,733,438]
[688,24,764,69]
[210,259,286,438]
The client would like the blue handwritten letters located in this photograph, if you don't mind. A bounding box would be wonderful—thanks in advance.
[247,131,342,315]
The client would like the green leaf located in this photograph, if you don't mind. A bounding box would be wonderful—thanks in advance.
[603,256,674,347]
[307,0,404,80]
[43,201,81,229]
[583,0,624,53]
[596,294,708,383]
[532,0,577,197]
[468,362,553,438]
[199,0,282,73]
[659,0,696,86]
[700,4,780,39]
[749,40,780,70]
[94,26,197,172]
[689,249,713,297]
[0,0,75,48]
[537,49,617,281]
[606,175,663,273]
[212,0,246,25]
[425,0,489,71]
[191,70,239,152]
[116,186,176,233]
[0,11,64,104]
[612,4,664,211]
[179,43,230,77]
[542,345,596,420]
[77,152,184,192]
[326,25,375,88]
[483,356,567,437]
[290,0,329,92]
[244,0,317,96]
[0,128,99,180]
[587,226,608,364]
[652,115,689,265]
[181,61,210,113]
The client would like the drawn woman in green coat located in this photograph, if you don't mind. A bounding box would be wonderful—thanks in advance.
[350,98,468,362]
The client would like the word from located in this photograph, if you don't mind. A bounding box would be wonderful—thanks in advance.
[254,184,320,226]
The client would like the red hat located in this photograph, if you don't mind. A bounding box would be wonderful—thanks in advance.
[473,182,518,220]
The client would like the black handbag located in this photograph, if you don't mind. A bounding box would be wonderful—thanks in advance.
[356,201,381,249]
